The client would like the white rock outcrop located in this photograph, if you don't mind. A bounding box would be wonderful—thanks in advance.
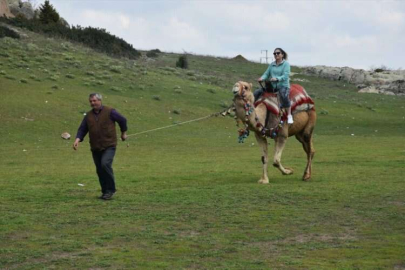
[7,0,35,19]
[302,66,405,96]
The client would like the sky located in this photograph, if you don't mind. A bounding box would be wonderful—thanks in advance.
[33,0,405,70]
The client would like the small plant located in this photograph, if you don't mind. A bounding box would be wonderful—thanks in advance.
[51,85,59,89]
[152,95,161,101]
[176,55,188,69]
[0,52,10,58]
[110,66,122,73]
[173,109,181,115]
[66,74,75,79]
[220,101,230,108]
[0,70,6,75]
[146,51,159,58]
[5,75,16,80]
[174,89,182,94]
[320,109,329,115]
[110,86,122,92]
[20,79,28,84]
[49,75,59,81]
[207,88,216,94]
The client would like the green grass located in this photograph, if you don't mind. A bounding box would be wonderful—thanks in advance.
[0,29,405,269]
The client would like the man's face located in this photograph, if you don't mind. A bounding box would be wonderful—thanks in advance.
[89,96,102,110]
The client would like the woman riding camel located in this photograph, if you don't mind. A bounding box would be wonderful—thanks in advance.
[255,48,293,124]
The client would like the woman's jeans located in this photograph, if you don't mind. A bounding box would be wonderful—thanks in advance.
[254,87,291,108]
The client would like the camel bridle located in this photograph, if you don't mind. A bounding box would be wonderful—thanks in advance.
[234,81,283,139]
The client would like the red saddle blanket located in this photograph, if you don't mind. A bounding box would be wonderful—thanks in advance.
[254,84,315,117]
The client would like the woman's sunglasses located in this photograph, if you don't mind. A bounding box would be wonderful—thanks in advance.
[273,52,282,56]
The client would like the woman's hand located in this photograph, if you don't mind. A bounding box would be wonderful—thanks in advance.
[270,77,278,82]
[257,77,263,82]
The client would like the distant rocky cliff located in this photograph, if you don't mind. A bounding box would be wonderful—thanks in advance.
[0,0,14,17]
[302,66,405,96]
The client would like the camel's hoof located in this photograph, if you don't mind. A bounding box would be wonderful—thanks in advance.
[302,174,311,181]
[282,168,294,175]
[258,179,269,184]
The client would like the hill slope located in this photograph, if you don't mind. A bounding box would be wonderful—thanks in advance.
[1,28,404,269]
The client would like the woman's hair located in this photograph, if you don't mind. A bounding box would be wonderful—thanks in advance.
[274,48,288,60]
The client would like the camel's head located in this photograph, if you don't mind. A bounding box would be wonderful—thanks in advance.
[232,81,253,98]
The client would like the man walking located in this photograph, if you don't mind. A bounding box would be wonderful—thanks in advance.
[73,93,127,200]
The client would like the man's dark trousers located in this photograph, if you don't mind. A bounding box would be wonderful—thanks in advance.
[92,147,116,194]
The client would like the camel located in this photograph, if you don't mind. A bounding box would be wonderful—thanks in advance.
[231,81,317,184]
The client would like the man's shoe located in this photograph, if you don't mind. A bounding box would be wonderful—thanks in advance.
[287,115,294,124]
[102,192,114,200]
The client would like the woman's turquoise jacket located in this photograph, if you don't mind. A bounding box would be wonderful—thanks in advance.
[260,60,290,89]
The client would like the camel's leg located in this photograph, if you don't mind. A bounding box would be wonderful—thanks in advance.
[273,134,294,175]
[296,111,316,181]
[254,132,269,184]
[296,132,314,181]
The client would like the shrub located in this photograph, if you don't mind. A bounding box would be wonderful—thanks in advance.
[0,51,10,57]
[110,86,122,92]
[110,66,122,73]
[152,95,161,101]
[146,51,159,58]
[20,79,28,83]
[66,74,75,79]
[176,55,188,69]
[0,25,20,39]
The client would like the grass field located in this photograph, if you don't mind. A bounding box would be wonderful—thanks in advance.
[1,29,405,269]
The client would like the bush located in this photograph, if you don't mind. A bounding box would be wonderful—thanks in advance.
[0,25,20,39]
[146,51,159,58]
[176,55,188,69]
[110,66,122,73]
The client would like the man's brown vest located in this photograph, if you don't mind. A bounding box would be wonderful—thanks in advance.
[86,106,117,151]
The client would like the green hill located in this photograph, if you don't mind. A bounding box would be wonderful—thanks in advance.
[1,28,404,269]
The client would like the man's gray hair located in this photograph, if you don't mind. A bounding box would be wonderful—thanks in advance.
[89,93,102,100]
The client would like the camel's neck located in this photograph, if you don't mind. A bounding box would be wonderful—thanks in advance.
[234,95,262,132]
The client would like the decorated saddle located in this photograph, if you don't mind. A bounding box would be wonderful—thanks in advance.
[254,84,315,119]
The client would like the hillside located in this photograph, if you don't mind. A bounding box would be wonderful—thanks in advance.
[1,27,405,269]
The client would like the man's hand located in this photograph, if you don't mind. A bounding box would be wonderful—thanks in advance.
[121,132,127,141]
[73,138,80,150]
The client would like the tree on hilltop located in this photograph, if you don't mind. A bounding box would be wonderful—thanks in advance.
[38,0,59,24]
